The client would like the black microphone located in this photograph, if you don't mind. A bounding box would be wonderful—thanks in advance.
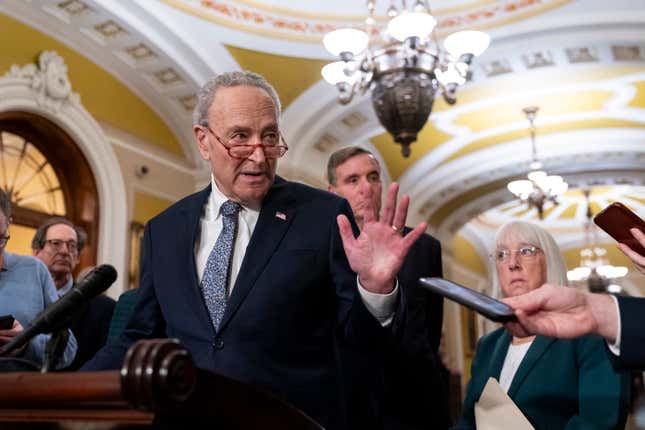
[0,264,117,357]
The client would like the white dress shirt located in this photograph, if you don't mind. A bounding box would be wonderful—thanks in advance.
[194,178,397,325]
[498,340,533,392]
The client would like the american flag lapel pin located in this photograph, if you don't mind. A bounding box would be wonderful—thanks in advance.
[275,211,287,221]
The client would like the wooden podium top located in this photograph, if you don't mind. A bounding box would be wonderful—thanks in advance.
[0,339,323,429]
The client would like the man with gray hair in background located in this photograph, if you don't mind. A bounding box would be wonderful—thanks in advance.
[32,217,115,370]
[327,146,451,429]
[85,70,427,429]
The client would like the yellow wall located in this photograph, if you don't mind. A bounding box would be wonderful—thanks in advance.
[225,45,328,110]
[453,234,488,277]
[4,224,37,256]
[0,13,184,157]
[133,192,174,225]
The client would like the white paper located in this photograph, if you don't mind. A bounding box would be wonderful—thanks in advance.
[474,377,535,430]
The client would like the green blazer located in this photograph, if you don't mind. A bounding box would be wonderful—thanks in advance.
[454,328,629,430]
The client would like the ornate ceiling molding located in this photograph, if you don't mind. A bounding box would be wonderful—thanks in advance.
[162,0,574,42]
[0,0,206,165]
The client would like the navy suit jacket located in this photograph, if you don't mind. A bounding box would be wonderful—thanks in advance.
[455,328,629,430]
[66,292,115,370]
[84,177,405,429]
[611,296,645,371]
[343,229,449,429]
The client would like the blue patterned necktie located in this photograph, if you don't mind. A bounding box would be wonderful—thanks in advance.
[201,200,241,331]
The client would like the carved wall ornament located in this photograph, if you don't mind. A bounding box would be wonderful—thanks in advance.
[3,51,80,112]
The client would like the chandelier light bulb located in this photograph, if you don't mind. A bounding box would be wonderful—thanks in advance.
[443,30,490,57]
[435,63,466,86]
[387,11,437,41]
[597,265,629,279]
[323,28,369,57]
[321,61,359,85]
[507,179,534,198]
[567,266,592,281]
[527,170,547,184]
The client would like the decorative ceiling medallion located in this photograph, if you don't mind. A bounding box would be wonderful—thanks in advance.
[612,46,644,62]
[481,59,513,77]
[124,43,158,61]
[154,68,184,85]
[523,51,555,69]
[313,133,339,152]
[57,0,92,16]
[94,20,128,38]
[566,47,599,63]
[177,94,197,112]
[163,0,574,42]
[341,112,368,129]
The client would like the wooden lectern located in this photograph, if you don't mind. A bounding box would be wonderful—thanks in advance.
[0,339,323,429]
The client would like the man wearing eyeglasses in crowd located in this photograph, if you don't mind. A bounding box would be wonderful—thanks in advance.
[84,71,426,429]
[32,218,115,370]
[0,189,77,369]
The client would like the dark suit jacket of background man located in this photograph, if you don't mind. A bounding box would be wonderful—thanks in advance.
[66,291,115,370]
[84,177,406,430]
[343,227,450,429]
[612,296,645,371]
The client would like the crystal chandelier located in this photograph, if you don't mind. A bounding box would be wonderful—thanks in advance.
[321,1,490,157]
[507,106,568,219]
[567,189,628,293]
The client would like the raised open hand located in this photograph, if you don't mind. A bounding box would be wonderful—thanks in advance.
[337,182,427,294]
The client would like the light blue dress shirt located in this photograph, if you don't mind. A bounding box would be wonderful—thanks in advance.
[0,252,77,368]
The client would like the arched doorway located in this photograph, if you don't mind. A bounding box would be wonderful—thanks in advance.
[0,111,99,272]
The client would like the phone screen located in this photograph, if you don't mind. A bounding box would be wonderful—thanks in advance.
[418,277,516,323]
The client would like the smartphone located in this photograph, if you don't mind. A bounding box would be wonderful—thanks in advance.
[593,202,645,256]
[0,314,15,330]
[418,277,517,323]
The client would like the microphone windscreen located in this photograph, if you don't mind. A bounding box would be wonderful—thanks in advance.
[76,264,117,298]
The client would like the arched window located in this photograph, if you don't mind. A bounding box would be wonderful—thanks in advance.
[0,112,99,272]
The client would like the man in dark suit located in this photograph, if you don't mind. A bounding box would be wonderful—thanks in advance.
[32,217,115,370]
[504,227,645,371]
[84,71,426,429]
[327,146,450,429]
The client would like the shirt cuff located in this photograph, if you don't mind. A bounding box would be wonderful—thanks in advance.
[356,276,398,327]
[606,295,622,356]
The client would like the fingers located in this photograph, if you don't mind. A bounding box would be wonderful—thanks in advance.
[392,195,410,232]
[380,183,399,227]
[337,215,356,251]
[631,227,645,245]
[401,222,428,250]
[502,286,549,314]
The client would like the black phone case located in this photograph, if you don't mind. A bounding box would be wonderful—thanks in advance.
[0,315,14,330]
[594,202,645,255]
[418,277,517,323]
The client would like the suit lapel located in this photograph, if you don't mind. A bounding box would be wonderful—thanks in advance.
[219,178,296,331]
[180,185,213,331]
[489,330,512,380]
[507,335,556,398]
